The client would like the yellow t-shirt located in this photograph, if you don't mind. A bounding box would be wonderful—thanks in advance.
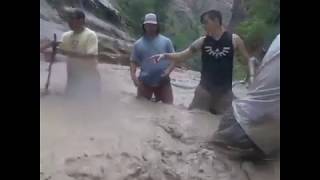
[59,27,99,80]
[60,27,98,56]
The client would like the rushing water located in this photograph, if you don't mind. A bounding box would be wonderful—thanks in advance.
[40,61,279,180]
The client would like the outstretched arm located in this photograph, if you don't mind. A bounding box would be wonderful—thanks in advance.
[165,48,194,63]
[152,36,205,63]
[162,39,177,77]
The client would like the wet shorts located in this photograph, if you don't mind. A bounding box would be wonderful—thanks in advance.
[188,85,233,114]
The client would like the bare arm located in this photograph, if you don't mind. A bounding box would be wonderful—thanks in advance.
[234,34,256,81]
[153,37,204,63]
[165,48,194,63]
[130,61,142,87]
[161,61,176,77]
[40,41,52,52]
[57,47,97,59]
[130,44,142,87]
[40,38,93,58]
[162,39,178,76]
[40,40,61,53]
[41,47,98,59]
[167,62,176,73]
[130,62,138,80]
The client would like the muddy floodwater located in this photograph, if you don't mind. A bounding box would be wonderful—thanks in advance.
[40,61,279,180]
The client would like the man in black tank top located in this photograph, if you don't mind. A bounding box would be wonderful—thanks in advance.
[200,31,234,92]
[151,10,256,114]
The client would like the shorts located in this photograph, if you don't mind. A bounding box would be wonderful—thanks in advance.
[189,85,233,114]
[137,79,173,104]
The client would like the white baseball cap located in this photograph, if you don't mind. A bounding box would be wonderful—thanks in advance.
[143,13,158,24]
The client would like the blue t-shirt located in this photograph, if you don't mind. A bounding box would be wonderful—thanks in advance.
[130,34,175,86]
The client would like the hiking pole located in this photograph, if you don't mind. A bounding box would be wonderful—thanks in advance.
[42,33,57,96]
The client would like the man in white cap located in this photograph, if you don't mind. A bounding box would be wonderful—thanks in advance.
[130,13,176,104]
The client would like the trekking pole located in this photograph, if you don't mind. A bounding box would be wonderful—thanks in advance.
[43,33,57,96]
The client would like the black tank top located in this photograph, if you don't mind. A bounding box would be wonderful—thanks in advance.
[200,31,234,91]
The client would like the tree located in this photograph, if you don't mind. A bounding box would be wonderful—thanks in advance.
[231,0,279,79]
[228,0,248,32]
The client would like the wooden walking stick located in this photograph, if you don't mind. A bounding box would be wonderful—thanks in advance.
[42,33,57,96]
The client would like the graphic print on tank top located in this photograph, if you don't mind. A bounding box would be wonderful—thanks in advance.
[204,46,231,58]
[200,32,234,91]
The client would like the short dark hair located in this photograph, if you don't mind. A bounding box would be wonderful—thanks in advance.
[72,8,85,20]
[200,10,222,25]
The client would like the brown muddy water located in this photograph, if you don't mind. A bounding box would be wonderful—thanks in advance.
[40,61,279,180]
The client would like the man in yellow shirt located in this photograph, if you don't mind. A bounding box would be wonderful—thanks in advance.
[41,8,100,100]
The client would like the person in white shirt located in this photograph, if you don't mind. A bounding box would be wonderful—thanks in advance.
[40,8,100,100]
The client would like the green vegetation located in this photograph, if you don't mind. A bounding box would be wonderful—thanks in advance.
[117,0,202,70]
[233,0,279,80]
[47,0,279,79]
[237,0,280,52]
[117,0,171,36]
